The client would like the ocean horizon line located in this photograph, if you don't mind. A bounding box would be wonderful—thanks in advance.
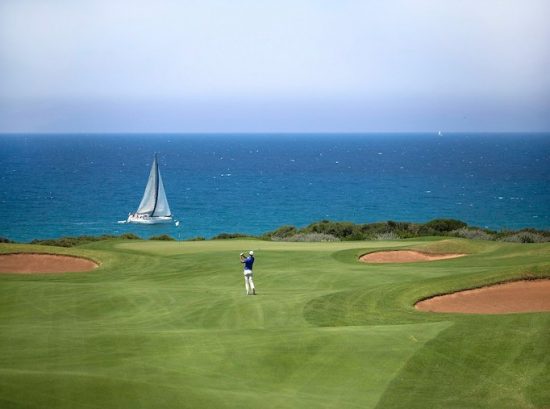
[1,131,550,138]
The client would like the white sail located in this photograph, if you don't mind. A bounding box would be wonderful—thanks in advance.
[127,154,174,224]
[152,169,171,217]
[136,156,160,215]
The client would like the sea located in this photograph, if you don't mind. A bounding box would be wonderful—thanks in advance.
[0,133,549,242]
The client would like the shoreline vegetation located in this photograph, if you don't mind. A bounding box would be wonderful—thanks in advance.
[2,219,549,248]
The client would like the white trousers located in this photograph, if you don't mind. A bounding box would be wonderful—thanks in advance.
[244,270,255,294]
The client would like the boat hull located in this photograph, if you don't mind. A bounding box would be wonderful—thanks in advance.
[127,215,173,225]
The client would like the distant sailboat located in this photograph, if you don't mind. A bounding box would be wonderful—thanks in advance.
[127,154,173,224]
[438,130,443,136]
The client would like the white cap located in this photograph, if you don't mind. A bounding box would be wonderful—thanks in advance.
[249,250,254,255]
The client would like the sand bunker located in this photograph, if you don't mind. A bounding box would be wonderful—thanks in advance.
[360,250,465,263]
[0,253,98,274]
[416,280,550,314]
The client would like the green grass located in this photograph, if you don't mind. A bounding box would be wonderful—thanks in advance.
[0,238,549,408]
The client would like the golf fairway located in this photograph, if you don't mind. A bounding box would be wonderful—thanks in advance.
[0,238,549,408]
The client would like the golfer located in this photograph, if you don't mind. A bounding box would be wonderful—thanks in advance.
[240,250,256,295]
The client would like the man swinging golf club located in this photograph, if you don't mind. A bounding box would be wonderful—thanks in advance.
[240,250,256,295]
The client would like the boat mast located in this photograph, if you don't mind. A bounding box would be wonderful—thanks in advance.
[151,153,160,216]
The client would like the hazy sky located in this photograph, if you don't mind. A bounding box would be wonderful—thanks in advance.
[1,0,549,132]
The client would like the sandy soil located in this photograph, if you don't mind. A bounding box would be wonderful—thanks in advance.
[360,250,465,263]
[0,253,98,274]
[415,279,550,314]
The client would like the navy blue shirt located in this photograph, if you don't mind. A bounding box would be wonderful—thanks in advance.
[243,256,254,270]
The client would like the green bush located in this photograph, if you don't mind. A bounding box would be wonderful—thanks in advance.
[120,233,141,240]
[303,221,363,240]
[360,222,401,239]
[0,237,14,243]
[212,233,252,240]
[262,219,477,241]
[149,234,175,241]
[265,225,298,239]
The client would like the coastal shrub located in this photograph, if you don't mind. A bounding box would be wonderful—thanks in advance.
[266,225,298,240]
[303,221,362,240]
[149,234,175,241]
[119,233,141,240]
[231,220,548,242]
[374,232,400,241]
[360,221,419,239]
[421,219,467,234]
[262,218,481,241]
[499,231,549,243]
[22,219,548,247]
[212,233,252,240]
[0,237,13,243]
[400,222,421,237]
[260,218,488,241]
[386,220,415,232]
[278,233,340,242]
[359,222,390,238]
[389,221,419,238]
[451,228,494,241]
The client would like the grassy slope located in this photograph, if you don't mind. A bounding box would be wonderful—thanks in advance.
[0,238,548,409]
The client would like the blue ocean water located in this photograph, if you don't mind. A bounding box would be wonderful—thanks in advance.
[0,133,548,242]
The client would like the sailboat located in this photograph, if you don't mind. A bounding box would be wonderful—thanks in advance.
[127,154,173,224]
